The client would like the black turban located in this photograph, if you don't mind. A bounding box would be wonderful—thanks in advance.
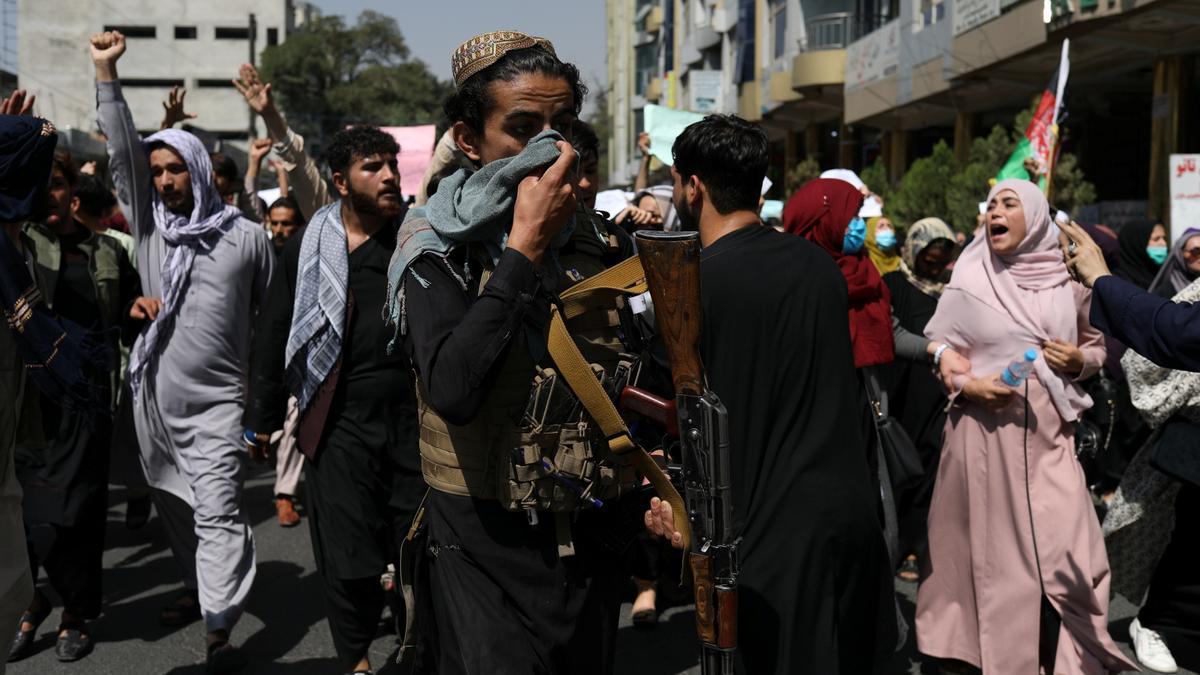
[0,114,58,223]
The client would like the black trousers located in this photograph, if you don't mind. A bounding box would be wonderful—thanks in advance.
[416,491,624,675]
[1140,483,1200,642]
[24,507,106,620]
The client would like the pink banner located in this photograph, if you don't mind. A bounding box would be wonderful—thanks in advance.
[380,124,437,199]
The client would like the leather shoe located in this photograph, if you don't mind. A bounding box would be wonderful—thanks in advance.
[54,626,93,662]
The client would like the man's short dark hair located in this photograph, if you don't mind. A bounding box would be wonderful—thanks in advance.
[210,152,238,183]
[325,126,400,176]
[571,120,600,164]
[74,175,117,218]
[444,46,587,134]
[52,149,79,189]
[267,195,305,224]
[672,114,768,215]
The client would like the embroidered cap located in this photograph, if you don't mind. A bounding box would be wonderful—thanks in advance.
[451,30,557,88]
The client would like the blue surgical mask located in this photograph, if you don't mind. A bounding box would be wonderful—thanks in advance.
[1147,245,1168,265]
[874,230,897,251]
[843,217,866,255]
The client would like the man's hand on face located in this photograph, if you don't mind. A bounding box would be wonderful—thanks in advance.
[508,141,578,265]
[129,296,163,321]
[1058,220,1111,288]
[233,63,273,115]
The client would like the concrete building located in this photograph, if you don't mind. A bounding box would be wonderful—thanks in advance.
[16,0,296,151]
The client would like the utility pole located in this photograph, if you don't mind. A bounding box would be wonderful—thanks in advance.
[248,12,257,140]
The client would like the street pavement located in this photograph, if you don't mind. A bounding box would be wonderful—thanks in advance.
[6,465,1193,674]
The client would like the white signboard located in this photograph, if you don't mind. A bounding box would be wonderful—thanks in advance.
[953,0,1001,35]
[689,70,722,113]
[845,20,899,90]
[1171,154,1200,243]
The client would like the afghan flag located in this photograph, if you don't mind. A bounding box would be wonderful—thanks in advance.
[996,40,1070,193]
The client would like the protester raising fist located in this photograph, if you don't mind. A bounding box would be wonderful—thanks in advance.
[90,30,126,82]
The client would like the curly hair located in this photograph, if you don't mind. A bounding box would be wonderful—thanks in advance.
[325,125,400,175]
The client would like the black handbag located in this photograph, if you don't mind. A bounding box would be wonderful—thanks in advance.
[1075,370,1117,487]
[865,372,924,490]
[1150,417,1200,488]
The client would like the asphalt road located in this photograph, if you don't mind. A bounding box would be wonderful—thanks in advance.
[6,466,1194,674]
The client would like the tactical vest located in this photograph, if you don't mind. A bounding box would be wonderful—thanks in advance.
[415,246,638,513]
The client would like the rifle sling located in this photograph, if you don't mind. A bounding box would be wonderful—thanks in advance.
[547,262,692,556]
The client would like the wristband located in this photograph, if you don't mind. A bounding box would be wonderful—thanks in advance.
[932,343,950,366]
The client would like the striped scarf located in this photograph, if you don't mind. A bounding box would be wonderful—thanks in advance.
[285,202,348,413]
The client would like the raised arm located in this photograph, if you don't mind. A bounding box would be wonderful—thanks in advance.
[243,138,272,221]
[92,31,153,243]
[234,63,331,218]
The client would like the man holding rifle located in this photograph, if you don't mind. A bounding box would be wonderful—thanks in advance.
[644,115,895,673]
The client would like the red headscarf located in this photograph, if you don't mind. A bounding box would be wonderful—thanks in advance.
[783,178,895,368]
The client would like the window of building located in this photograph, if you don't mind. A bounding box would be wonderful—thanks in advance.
[913,0,945,32]
[104,25,155,39]
[214,26,250,40]
[174,26,197,39]
[267,28,279,46]
[195,79,236,88]
[120,78,185,88]
[770,0,788,60]
[635,43,657,96]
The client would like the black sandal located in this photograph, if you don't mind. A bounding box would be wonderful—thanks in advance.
[54,622,93,662]
[159,590,201,627]
[7,594,51,663]
[206,640,248,673]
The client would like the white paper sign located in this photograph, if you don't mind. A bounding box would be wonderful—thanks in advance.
[689,70,722,113]
[953,0,1001,35]
[1170,154,1200,243]
[845,20,900,90]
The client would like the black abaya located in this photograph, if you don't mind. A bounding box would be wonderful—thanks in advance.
[699,225,894,674]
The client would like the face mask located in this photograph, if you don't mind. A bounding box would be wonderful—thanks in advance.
[1147,245,1168,265]
[874,230,897,251]
[843,217,866,255]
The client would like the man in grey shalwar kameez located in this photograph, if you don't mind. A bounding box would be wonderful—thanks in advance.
[92,31,273,671]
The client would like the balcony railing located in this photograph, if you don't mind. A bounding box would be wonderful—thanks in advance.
[800,12,892,51]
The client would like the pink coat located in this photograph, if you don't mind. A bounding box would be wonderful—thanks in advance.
[916,281,1138,673]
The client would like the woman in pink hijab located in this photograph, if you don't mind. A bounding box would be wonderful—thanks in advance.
[915,179,1137,674]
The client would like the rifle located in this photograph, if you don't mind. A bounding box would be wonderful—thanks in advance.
[634,230,738,675]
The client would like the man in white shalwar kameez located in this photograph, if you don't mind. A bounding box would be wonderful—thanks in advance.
[92,31,273,671]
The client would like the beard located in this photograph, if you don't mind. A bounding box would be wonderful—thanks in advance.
[674,198,699,232]
[348,184,404,219]
[161,191,192,216]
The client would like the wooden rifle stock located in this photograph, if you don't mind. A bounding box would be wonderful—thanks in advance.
[634,231,704,396]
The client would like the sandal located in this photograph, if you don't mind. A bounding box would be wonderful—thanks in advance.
[160,590,201,627]
[206,640,248,673]
[7,593,51,662]
[896,555,920,583]
[54,622,93,662]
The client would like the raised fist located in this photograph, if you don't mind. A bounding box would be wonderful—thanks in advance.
[90,31,126,63]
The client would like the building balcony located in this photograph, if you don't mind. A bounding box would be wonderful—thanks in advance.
[645,77,663,102]
[644,6,664,33]
[801,12,853,51]
[791,49,846,89]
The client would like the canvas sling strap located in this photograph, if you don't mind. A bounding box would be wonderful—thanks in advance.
[545,256,693,555]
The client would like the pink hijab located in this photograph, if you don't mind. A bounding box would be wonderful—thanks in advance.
[944,178,1092,421]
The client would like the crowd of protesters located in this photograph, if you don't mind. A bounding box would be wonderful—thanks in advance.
[0,24,1197,675]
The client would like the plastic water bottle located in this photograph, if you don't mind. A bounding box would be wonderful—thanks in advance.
[1001,349,1038,387]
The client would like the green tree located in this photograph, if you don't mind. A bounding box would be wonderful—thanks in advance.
[887,140,957,228]
[260,11,452,145]
[587,84,610,186]
[860,158,890,205]
[786,157,820,194]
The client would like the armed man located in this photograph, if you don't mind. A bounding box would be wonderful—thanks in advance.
[386,31,676,675]
[644,115,896,673]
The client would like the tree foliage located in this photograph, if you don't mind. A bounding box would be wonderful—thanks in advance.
[885,105,1095,233]
[260,11,452,145]
[785,157,820,195]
